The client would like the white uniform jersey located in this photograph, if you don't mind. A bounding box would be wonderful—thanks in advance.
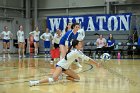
[0,31,12,40]
[40,33,53,41]
[96,38,106,48]
[52,33,62,44]
[56,49,90,69]
[29,31,40,41]
[77,29,85,41]
[17,30,25,42]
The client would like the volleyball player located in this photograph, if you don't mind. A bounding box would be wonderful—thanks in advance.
[59,23,79,59]
[0,26,13,59]
[17,25,26,58]
[63,22,72,35]
[52,29,62,49]
[59,23,83,67]
[51,28,63,62]
[72,26,86,67]
[29,26,40,57]
[40,28,53,57]
[29,40,99,86]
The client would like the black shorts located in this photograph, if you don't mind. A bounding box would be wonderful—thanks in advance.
[54,43,59,49]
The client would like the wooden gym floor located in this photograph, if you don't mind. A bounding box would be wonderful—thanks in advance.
[0,55,140,93]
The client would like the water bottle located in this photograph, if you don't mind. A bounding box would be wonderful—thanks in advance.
[117,52,121,59]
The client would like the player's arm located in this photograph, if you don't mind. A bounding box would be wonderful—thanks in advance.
[17,31,19,39]
[77,51,99,67]
[40,33,45,40]
[50,33,53,41]
[10,31,13,39]
[88,58,100,67]
[0,32,3,39]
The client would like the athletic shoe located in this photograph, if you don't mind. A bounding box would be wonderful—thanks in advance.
[19,55,22,58]
[29,80,39,87]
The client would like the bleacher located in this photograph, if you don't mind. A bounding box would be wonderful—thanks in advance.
[83,31,138,58]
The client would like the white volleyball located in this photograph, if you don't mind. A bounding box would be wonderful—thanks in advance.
[101,53,111,60]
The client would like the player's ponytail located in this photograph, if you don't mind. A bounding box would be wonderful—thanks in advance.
[65,45,72,60]
[65,39,79,60]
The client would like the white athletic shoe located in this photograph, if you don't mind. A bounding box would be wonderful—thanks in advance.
[19,55,22,58]
[29,80,39,87]
[75,62,82,68]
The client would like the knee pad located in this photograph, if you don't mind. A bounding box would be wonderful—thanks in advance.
[48,78,54,84]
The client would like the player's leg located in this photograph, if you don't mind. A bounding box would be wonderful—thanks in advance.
[36,42,39,55]
[7,41,11,59]
[63,69,80,81]
[59,45,67,59]
[44,41,47,57]
[34,42,38,56]
[46,41,51,57]
[3,41,7,58]
[22,42,25,57]
[18,42,22,58]
[29,66,62,86]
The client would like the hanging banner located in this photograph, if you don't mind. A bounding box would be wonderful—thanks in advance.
[46,13,132,32]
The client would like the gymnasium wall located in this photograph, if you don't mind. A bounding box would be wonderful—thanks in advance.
[0,0,140,53]
[0,0,32,53]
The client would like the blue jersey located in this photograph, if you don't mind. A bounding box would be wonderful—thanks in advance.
[59,30,78,46]
[107,39,115,47]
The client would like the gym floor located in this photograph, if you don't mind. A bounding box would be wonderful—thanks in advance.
[0,55,140,93]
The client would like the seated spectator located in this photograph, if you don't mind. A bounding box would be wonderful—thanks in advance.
[106,34,115,54]
[95,34,107,57]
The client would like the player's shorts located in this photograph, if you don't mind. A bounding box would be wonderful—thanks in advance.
[3,39,10,43]
[44,41,50,48]
[54,43,59,49]
[59,39,65,46]
[56,64,66,71]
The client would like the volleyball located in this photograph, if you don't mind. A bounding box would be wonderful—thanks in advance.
[101,53,111,61]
